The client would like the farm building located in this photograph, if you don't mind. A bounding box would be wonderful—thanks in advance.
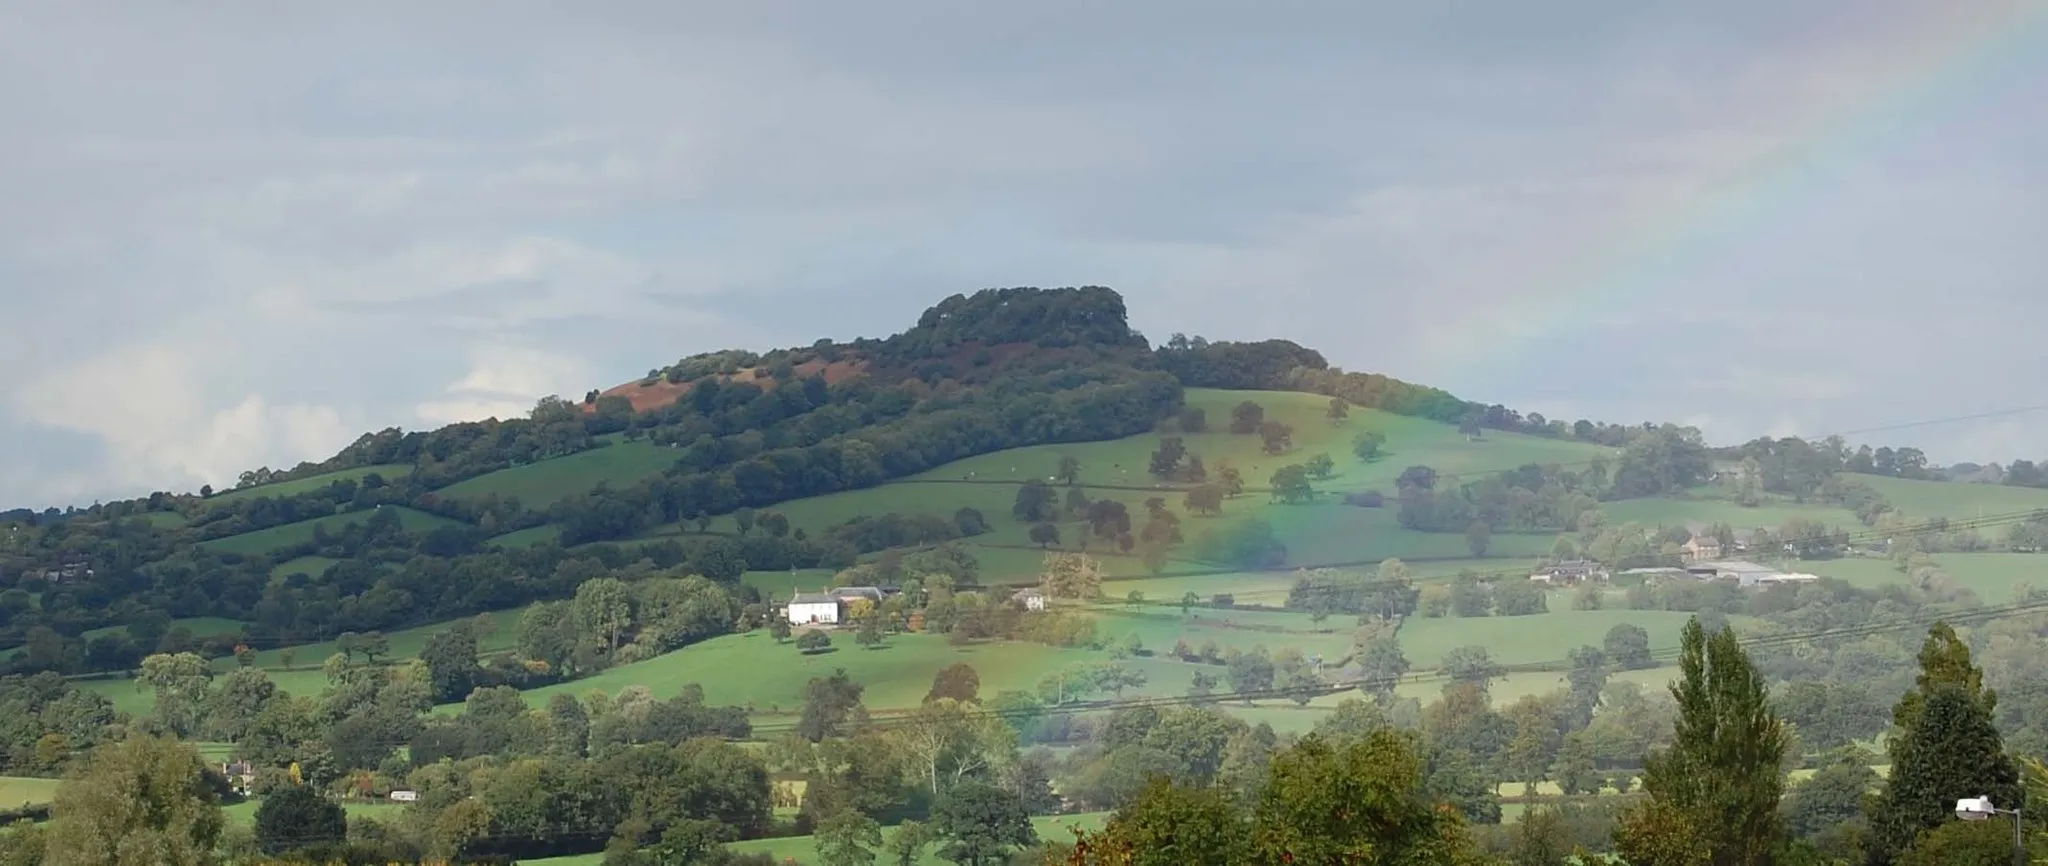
[1684,560,1820,588]
[1680,535,1724,562]
[1012,588,1048,611]
[1529,559,1606,584]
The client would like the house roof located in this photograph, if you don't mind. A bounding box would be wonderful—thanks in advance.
[790,593,838,605]
[1700,560,1776,574]
[829,586,885,600]
[1012,588,1045,598]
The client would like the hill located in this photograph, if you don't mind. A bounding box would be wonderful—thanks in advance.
[12,286,2048,863]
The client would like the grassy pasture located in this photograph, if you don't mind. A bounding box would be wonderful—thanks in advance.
[508,631,1185,717]
[486,525,564,549]
[204,464,414,506]
[1086,605,1354,661]
[523,812,1112,866]
[1395,608,1734,669]
[1600,496,1857,533]
[197,506,464,557]
[0,777,60,810]
[270,555,340,579]
[78,609,525,717]
[1854,474,2048,519]
[439,441,682,506]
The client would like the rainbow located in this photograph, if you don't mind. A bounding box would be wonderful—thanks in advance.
[1447,2,2048,386]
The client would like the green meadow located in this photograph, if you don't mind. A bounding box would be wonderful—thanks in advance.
[197,506,464,557]
[204,464,414,506]
[0,777,60,810]
[439,441,684,506]
[522,812,1112,866]
[1856,474,2048,519]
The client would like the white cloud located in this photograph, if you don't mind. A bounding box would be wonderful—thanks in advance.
[415,344,597,426]
[12,342,357,493]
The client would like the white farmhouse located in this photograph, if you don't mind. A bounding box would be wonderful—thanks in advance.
[787,592,842,626]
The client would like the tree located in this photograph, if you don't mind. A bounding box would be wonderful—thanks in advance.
[419,623,480,702]
[254,784,346,854]
[760,511,792,538]
[734,507,757,536]
[1072,778,1250,866]
[1227,648,1275,698]
[815,810,883,866]
[1218,465,1245,497]
[1229,401,1265,435]
[1250,732,1486,864]
[44,735,224,866]
[1040,552,1104,599]
[769,616,793,643]
[1029,522,1062,549]
[1304,453,1335,480]
[799,668,867,742]
[1464,521,1492,557]
[1258,420,1294,455]
[886,819,937,866]
[575,577,634,657]
[1352,430,1387,462]
[1896,818,2017,866]
[895,698,1013,797]
[855,615,885,649]
[1178,407,1208,433]
[1326,398,1350,425]
[1442,646,1503,691]
[1268,465,1314,503]
[1013,480,1058,523]
[797,631,834,655]
[137,652,212,737]
[1605,623,1655,670]
[1782,750,1879,841]
[1613,619,1786,866]
[1356,637,1409,699]
[1149,437,1187,479]
[1184,484,1224,516]
[1058,456,1083,486]
[1865,624,2021,866]
[931,781,1035,866]
[1180,592,1200,615]
[928,664,980,704]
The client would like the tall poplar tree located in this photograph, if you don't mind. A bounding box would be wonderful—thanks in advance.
[1614,618,1786,866]
[1864,622,2021,866]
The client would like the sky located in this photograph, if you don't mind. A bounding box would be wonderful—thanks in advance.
[2,1,2045,508]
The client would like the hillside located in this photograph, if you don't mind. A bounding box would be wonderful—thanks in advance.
[6,286,2048,865]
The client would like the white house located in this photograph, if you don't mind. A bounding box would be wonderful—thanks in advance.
[787,592,842,625]
[388,790,419,802]
[1012,588,1047,611]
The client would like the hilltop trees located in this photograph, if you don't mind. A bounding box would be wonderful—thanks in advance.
[1614,619,1786,866]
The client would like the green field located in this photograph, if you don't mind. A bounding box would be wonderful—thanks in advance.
[144,511,189,528]
[197,506,466,556]
[269,556,340,579]
[1394,607,1731,669]
[510,631,1185,717]
[524,812,1112,866]
[80,617,246,642]
[1087,605,1355,660]
[439,441,683,506]
[1855,474,2048,519]
[1601,496,1857,533]
[221,797,406,827]
[78,608,524,717]
[205,464,414,506]
[486,525,564,549]
[0,777,60,810]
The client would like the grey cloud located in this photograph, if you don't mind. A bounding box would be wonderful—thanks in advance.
[2,0,2045,505]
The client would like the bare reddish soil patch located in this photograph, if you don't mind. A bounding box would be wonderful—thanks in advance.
[587,357,870,414]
